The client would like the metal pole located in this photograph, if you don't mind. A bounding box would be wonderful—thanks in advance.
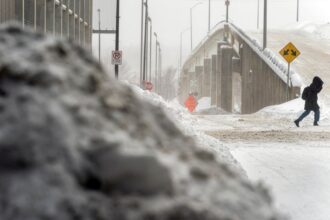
[145,19,149,81]
[143,0,148,83]
[98,9,101,63]
[297,0,299,22]
[60,0,63,37]
[287,63,290,100]
[44,0,47,33]
[140,0,145,87]
[22,0,25,28]
[53,0,56,35]
[34,0,37,30]
[180,32,183,69]
[208,0,211,33]
[154,33,158,91]
[155,41,158,92]
[190,7,193,51]
[257,0,260,29]
[159,47,162,95]
[226,0,229,23]
[149,19,152,81]
[263,0,267,50]
[115,0,120,79]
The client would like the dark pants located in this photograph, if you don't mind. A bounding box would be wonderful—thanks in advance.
[297,109,320,123]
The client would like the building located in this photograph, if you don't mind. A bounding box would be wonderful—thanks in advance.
[0,0,93,47]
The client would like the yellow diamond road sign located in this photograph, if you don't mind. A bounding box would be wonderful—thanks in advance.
[279,42,301,64]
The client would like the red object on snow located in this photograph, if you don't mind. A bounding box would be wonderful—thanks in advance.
[184,95,197,113]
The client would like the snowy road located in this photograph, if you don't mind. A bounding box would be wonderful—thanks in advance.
[232,146,330,220]
[194,113,330,220]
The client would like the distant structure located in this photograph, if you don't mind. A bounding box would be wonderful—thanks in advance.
[0,0,93,47]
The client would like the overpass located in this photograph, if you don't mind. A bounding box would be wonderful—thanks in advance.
[179,22,302,114]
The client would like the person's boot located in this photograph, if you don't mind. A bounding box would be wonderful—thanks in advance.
[294,120,300,127]
[314,122,319,126]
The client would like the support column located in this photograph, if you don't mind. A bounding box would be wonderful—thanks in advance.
[203,58,212,97]
[216,41,229,108]
[195,66,203,99]
[220,45,233,112]
[211,55,217,105]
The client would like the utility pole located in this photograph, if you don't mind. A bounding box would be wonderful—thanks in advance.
[149,18,152,81]
[225,0,230,23]
[98,9,101,63]
[140,0,145,87]
[208,0,211,33]
[297,0,300,22]
[142,0,149,83]
[257,0,260,29]
[263,0,267,50]
[115,0,120,79]
[154,33,158,92]
[158,46,162,95]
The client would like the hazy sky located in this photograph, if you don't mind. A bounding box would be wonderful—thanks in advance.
[92,0,330,77]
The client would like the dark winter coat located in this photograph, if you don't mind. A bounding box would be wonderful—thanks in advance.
[303,76,324,111]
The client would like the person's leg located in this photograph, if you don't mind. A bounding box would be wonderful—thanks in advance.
[314,109,320,125]
[297,110,311,122]
[294,110,310,127]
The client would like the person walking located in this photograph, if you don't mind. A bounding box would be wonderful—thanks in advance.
[294,76,324,127]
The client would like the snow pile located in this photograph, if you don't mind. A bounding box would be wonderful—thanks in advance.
[0,24,286,220]
[129,85,243,171]
[195,97,212,112]
[257,97,330,123]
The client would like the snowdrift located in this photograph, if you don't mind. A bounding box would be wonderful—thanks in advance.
[0,24,285,220]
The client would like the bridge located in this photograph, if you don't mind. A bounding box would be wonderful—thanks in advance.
[178,21,302,114]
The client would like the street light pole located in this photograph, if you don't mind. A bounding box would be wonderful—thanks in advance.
[115,0,120,79]
[208,0,211,33]
[297,0,299,22]
[142,0,149,83]
[140,0,145,87]
[263,0,267,50]
[148,18,152,82]
[154,33,158,91]
[257,0,260,29]
[225,0,230,23]
[159,46,162,95]
[190,2,202,51]
[98,9,101,63]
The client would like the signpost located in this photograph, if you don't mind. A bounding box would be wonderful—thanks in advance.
[279,42,301,100]
[112,50,122,65]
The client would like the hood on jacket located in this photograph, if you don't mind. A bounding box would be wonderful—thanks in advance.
[312,76,324,86]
